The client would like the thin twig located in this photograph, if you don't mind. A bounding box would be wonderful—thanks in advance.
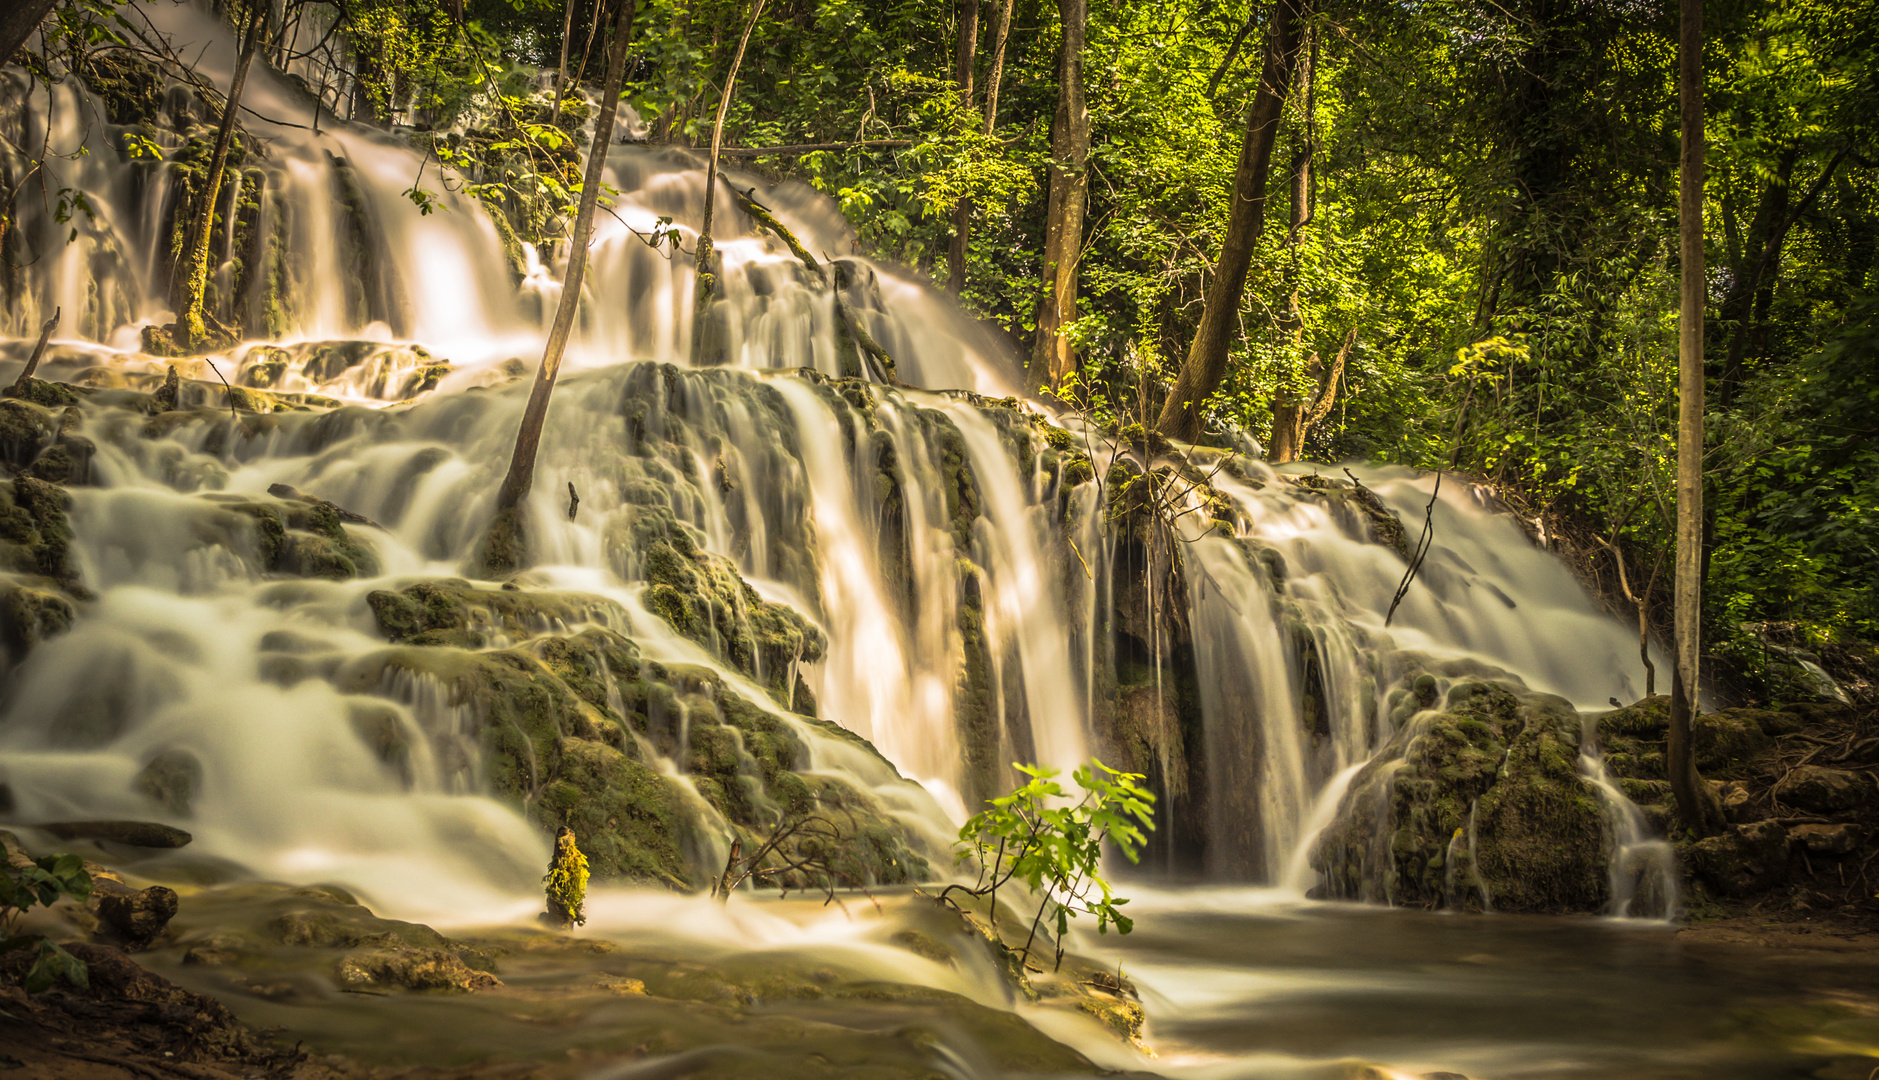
[1385,471,1441,626]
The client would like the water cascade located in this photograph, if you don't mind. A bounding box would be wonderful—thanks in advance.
[0,10,1677,939]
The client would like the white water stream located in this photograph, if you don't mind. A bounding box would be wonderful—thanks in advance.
[0,3,1676,972]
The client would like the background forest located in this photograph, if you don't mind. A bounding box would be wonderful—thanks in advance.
[10,0,1878,704]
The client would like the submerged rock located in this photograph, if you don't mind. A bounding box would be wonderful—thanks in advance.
[39,820,193,848]
[335,946,502,992]
[96,884,181,949]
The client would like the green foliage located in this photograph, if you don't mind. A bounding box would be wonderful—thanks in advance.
[0,853,94,995]
[952,760,1155,971]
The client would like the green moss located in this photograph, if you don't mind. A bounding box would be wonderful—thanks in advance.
[543,827,591,927]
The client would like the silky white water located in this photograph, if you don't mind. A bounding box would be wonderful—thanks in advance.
[0,6,1672,944]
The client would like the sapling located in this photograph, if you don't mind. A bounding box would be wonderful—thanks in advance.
[942,759,1156,972]
[1,852,94,993]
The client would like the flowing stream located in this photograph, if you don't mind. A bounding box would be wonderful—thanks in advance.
[0,14,1795,1077]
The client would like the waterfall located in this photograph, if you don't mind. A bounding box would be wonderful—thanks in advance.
[0,22,1673,923]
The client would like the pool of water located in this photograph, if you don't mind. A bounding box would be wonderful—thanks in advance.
[1107,888,1879,1080]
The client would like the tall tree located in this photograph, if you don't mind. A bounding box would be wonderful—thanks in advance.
[173,0,268,350]
[0,0,57,66]
[944,0,982,295]
[480,0,638,575]
[1155,0,1304,441]
[1028,0,1089,390]
[1267,27,1331,463]
[1669,0,1725,836]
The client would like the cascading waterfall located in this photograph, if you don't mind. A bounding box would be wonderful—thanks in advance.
[0,12,1675,927]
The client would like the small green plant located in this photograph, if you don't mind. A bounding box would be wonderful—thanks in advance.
[543,826,589,928]
[1,853,94,994]
[942,760,1156,972]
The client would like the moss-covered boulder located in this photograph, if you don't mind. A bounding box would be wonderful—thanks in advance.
[1686,820,1791,896]
[366,578,629,648]
[0,577,76,667]
[190,491,380,581]
[636,538,826,704]
[0,477,80,585]
[1313,674,1607,912]
[339,605,927,891]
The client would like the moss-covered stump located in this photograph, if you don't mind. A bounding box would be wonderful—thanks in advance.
[341,607,928,891]
[1313,674,1607,912]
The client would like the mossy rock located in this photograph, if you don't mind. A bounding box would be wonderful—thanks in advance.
[193,492,380,580]
[0,577,76,667]
[365,579,630,648]
[632,537,826,705]
[0,477,80,585]
[1315,677,1607,912]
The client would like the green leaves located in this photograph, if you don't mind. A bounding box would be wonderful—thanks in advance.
[2,854,94,996]
[953,758,1156,968]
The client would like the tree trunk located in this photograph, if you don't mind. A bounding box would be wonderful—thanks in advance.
[1269,28,1315,462]
[1669,0,1724,837]
[480,0,638,574]
[1718,147,1847,406]
[690,0,767,364]
[1155,0,1304,441]
[1268,328,1350,463]
[549,0,578,126]
[0,0,57,65]
[174,1,267,349]
[1027,0,1089,391]
[944,0,982,295]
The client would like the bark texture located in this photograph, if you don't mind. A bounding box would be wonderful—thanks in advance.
[174,1,266,348]
[0,0,58,66]
[1155,0,1304,441]
[488,0,638,531]
[1027,0,1089,390]
[1669,0,1725,836]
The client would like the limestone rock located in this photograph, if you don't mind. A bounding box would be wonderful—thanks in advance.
[1689,820,1791,896]
[1788,822,1862,857]
[133,748,203,816]
[39,820,193,848]
[97,884,180,948]
[334,946,500,992]
[1773,766,1869,814]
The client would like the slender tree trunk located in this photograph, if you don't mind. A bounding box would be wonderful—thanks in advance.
[690,0,766,363]
[981,0,1012,132]
[0,0,57,65]
[1028,0,1089,390]
[1155,0,1304,441]
[549,0,578,126]
[947,0,1010,299]
[945,0,981,295]
[1719,147,1847,405]
[482,0,638,573]
[1670,0,1724,837]
[175,1,267,349]
[1269,28,1315,462]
